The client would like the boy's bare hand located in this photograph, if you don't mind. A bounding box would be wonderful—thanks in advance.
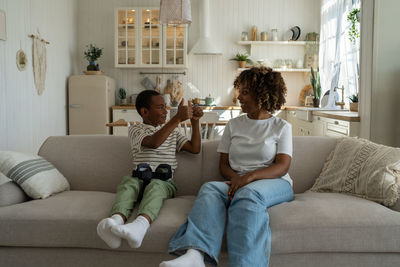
[175,98,193,122]
[191,105,203,121]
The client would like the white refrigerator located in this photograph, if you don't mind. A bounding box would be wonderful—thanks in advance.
[68,75,116,135]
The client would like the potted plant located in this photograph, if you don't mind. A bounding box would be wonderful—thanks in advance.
[84,44,103,71]
[348,93,358,112]
[119,88,127,105]
[230,53,253,68]
[310,67,321,107]
[347,8,360,43]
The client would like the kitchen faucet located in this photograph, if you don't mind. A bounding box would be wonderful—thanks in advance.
[334,86,345,109]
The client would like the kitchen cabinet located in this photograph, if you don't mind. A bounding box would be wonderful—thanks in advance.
[112,109,142,136]
[115,8,187,68]
[285,111,359,137]
[319,116,359,137]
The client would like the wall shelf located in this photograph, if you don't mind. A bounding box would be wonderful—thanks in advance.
[238,68,311,72]
[238,41,307,46]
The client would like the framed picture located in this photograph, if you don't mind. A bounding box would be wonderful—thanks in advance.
[0,10,6,41]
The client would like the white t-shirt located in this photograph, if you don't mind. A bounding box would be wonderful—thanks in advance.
[128,124,188,172]
[217,114,293,186]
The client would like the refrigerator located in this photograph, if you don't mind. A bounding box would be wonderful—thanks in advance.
[68,75,116,135]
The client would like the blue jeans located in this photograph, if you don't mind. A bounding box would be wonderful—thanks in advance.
[168,178,294,267]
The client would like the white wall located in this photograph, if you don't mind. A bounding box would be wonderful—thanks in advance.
[77,0,320,106]
[368,0,400,147]
[0,0,79,153]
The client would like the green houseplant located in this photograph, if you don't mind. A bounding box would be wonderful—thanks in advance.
[310,67,321,107]
[348,92,358,112]
[84,44,103,71]
[347,8,360,43]
[230,53,253,68]
[119,88,127,105]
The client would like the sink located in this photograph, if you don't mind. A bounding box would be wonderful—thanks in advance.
[294,107,346,122]
[295,110,313,122]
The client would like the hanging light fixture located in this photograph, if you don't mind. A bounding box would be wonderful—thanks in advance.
[159,0,192,25]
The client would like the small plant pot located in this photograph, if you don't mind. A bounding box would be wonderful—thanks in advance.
[120,98,127,105]
[238,61,246,68]
[313,98,320,108]
[350,102,358,112]
[87,61,97,71]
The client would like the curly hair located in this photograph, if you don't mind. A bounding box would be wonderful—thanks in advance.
[233,66,287,112]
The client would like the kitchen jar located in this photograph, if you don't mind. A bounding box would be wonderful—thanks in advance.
[271,29,278,41]
[241,32,249,41]
[251,26,258,41]
[260,32,268,41]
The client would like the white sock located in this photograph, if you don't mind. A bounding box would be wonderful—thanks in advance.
[97,214,124,249]
[159,249,205,267]
[111,215,150,248]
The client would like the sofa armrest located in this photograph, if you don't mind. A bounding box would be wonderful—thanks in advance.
[0,182,30,207]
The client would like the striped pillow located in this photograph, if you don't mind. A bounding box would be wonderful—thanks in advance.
[0,151,70,199]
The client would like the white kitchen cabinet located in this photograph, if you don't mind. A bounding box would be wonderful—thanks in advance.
[112,109,142,136]
[115,7,187,68]
[319,116,360,137]
[285,111,359,137]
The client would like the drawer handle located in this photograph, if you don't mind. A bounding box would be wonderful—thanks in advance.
[334,121,339,125]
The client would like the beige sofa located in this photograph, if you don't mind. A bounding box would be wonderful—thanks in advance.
[0,135,399,267]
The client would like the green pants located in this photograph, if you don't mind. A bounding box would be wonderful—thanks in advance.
[110,176,177,222]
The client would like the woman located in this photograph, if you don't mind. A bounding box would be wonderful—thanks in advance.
[160,67,294,267]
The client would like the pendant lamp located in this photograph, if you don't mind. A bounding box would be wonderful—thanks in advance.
[159,0,192,25]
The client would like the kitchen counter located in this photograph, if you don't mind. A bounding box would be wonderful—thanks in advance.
[284,106,360,122]
[112,105,242,110]
[312,110,360,122]
[112,105,360,122]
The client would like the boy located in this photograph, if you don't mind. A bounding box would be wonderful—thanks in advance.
[97,90,203,249]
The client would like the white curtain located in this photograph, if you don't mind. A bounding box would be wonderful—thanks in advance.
[319,0,360,108]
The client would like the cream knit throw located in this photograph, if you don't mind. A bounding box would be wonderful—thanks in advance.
[311,137,400,207]
[32,37,47,95]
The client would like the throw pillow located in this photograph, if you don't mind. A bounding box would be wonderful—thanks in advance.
[0,151,70,199]
[0,181,30,207]
[0,171,11,186]
[310,137,400,207]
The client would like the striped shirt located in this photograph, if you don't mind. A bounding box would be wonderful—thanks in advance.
[128,123,188,172]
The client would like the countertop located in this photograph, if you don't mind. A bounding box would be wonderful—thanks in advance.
[112,105,242,110]
[112,105,360,122]
[284,105,360,122]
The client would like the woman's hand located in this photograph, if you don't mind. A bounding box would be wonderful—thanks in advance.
[226,173,254,200]
[191,105,203,121]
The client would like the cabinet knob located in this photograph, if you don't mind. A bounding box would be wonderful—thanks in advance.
[334,121,339,125]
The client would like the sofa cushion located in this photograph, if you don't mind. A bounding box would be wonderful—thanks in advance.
[269,191,400,254]
[0,190,194,253]
[0,181,30,207]
[0,151,70,199]
[310,137,400,207]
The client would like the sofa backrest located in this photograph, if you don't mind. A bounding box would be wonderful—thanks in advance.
[38,135,338,196]
[196,136,338,194]
[38,135,204,196]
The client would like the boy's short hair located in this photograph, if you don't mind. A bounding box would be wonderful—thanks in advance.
[136,90,161,116]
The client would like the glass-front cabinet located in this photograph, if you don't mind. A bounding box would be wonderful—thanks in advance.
[115,7,187,68]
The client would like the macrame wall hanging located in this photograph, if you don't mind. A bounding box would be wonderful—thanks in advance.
[29,31,50,96]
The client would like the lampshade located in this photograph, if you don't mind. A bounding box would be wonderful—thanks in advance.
[159,0,192,25]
